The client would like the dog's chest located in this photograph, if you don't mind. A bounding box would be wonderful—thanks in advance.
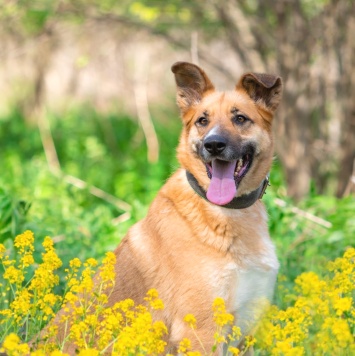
[222,243,279,333]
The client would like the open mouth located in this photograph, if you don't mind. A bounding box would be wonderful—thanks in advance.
[204,154,253,206]
[206,154,252,182]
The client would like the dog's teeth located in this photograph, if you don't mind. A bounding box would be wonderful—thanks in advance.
[235,165,242,176]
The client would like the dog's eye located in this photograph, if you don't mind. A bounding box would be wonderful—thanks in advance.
[234,115,248,124]
[196,117,209,126]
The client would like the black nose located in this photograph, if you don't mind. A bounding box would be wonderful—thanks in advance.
[204,135,227,155]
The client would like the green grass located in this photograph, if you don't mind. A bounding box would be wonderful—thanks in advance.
[0,107,354,292]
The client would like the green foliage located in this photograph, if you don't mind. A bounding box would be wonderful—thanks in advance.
[265,184,355,282]
[0,107,179,269]
[0,107,354,297]
[0,0,223,40]
[0,189,30,243]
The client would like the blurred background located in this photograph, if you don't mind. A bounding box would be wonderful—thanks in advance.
[0,0,354,286]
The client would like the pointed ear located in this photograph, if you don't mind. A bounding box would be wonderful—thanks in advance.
[237,73,283,112]
[171,62,215,113]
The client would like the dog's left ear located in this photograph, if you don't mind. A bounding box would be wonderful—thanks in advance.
[171,62,215,113]
[237,73,283,112]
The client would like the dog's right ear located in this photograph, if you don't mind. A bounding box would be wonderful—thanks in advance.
[171,62,215,113]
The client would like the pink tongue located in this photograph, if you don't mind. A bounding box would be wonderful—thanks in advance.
[206,160,237,205]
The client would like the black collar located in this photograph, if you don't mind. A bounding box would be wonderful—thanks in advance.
[186,171,270,209]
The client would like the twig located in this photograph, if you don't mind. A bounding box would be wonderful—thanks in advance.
[112,212,131,225]
[37,108,131,212]
[343,158,355,197]
[133,52,159,163]
[191,31,199,65]
[274,198,332,228]
[63,175,131,212]
[37,108,61,175]
[89,14,234,79]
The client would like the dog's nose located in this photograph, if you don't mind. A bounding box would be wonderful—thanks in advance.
[204,135,227,155]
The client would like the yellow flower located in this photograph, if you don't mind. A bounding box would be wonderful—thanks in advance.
[0,243,6,258]
[10,289,32,322]
[2,231,353,355]
[3,265,24,284]
[214,332,226,344]
[343,247,355,260]
[1,333,30,355]
[295,271,326,296]
[228,346,240,355]
[69,257,82,269]
[178,338,192,353]
[333,296,352,316]
[42,236,54,250]
[212,297,234,327]
[184,313,197,329]
[84,258,98,268]
[114,298,135,313]
[99,252,116,285]
[144,289,165,310]
[14,230,34,252]
[63,291,78,305]
[228,325,242,342]
[21,253,34,267]
[244,335,256,348]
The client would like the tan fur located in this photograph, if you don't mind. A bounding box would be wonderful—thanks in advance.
[52,63,283,354]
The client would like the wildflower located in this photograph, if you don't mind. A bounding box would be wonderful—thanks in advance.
[212,297,234,327]
[178,338,192,353]
[21,253,34,267]
[244,335,256,348]
[184,313,197,329]
[69,257,82,269]
[3,265,24,284]
[144,288,165,310]
[10,289,33,323]
[0,243,6,258]
[228,346,240,355]
[14,230,34,252]
[113,302,167,354]
[99,252,116,286]
[333,296,352,316]
[1,333,30,355]
[228,325,242,342]
[343,247,355,260]
[256,247,355,354]
[213,331,226,344]
[2,230,355,355]
[84,258,98,268]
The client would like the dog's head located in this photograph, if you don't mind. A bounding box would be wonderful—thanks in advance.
[172,62,282,206]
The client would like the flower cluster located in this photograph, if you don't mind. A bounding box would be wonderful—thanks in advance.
[179,298,245,356]
[0,231,168,355]
[1,231,354,355]
[256,247,355,355]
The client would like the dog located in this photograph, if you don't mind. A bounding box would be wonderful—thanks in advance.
[107,62,282,353]
[50,62,282,354]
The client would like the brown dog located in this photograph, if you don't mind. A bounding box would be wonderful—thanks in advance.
[108,62,282,353]
[48,62,282,354]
